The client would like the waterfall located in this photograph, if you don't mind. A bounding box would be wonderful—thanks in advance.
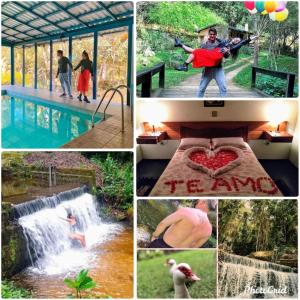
[16,187,123,275]
[219,252,298,298]
[13,186,89,218]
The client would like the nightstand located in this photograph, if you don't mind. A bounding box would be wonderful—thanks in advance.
[264,131,293,143]
[136,131,167,144]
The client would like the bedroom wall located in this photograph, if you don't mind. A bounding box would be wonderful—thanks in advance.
[137,100,299,161]
[289,114,299,167]
[136,100,298,133]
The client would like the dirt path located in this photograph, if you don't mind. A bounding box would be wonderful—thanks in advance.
[158,58,261,98]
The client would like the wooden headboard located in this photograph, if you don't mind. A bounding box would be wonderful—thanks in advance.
[143,121,288,140]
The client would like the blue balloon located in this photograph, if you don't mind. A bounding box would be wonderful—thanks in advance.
[256,1,266,13]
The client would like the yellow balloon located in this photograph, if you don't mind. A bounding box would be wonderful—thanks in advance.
[261,10,268,15]
[275,8,289,21]
[265,1,277,13]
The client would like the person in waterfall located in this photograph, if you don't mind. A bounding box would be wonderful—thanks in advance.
[148,199,214,248]
[56,50,73,98]
[74,50,93,103]
[62,212,86,247]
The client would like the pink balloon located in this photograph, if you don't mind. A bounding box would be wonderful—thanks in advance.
[244,1,255,10]
[275,1,286,12]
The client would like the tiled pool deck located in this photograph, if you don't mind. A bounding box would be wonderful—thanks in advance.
[2,85,133,149]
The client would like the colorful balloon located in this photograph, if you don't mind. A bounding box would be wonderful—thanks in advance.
[275,8,289,21]
[275,1,286,12]
[256,1,265,13]
[244,1,255,10]
[265,1,277,13]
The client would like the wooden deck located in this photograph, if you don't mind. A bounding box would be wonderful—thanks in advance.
[158,61,262,98]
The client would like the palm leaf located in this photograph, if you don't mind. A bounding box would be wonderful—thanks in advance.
[76,269,89,284]
[64,278,77,289]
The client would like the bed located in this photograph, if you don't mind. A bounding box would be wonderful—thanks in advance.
[149,126,282,196]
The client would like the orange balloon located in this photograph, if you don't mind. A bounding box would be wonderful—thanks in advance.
[265,1,277,13]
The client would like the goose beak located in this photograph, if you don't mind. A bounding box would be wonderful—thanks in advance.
[189,273,200,281]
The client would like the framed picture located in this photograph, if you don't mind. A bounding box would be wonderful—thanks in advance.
[204,101,225,107]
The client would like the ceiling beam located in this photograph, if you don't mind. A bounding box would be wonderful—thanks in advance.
[12,1,67,33]
[97,2,117,21]
[1,11,51,37]
[51,2,91,28]
[12,16,133,46]
[2,23,36,39]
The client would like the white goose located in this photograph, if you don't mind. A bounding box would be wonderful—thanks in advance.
[166,259,200,298]
[166,258,177,275]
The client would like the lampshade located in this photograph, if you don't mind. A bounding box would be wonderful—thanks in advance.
[267,102,288,130]
[140,102,168,128]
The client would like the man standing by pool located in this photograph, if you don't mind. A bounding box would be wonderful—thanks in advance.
[197,28,230,98]
[56,50,73,98]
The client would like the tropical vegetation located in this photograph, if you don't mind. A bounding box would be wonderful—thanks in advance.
[137,1,298,97]
[219,199,298,263]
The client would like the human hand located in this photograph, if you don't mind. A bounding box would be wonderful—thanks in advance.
[222,47,230,54]
[151,234,157,242]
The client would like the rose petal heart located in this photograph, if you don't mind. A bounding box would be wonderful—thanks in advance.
[183,146,243,177]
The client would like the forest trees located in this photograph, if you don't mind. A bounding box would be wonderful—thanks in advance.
[219,200,298,257]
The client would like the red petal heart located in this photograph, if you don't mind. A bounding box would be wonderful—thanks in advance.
[189,150,238,171]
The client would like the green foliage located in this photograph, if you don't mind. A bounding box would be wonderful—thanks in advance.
[90,153,133,210]
[2,152,27,169]
[146,2,226,33]
[64,269,96,299]
[219,199,298,257]
[137,250,216,298]
[1,280,31,299]
[201,1,249,27]
[233,52,298,97]
[136,2,225,73]
[2,152,32,179]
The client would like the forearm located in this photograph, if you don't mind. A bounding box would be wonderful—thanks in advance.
[152,222,168,238]
[74,62,80,71]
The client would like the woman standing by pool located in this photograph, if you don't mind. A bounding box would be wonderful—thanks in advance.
[74,50,93,103]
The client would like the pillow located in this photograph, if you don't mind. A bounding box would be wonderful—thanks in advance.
[178,138,211,150]
[212,137,246,149]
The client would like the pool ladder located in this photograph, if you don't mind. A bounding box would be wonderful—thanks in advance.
[92,85,131,132]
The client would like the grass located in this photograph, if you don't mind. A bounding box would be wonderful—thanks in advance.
[137,250,216,299]
[1,280,31,299]
[233,52,298,96]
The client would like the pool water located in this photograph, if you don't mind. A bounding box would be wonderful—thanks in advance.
[1,95,102,148]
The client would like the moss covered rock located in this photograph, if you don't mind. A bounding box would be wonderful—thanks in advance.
[2,203,31,278]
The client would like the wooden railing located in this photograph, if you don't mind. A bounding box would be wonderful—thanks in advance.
[137,63,165,97]
[251,66,296,97]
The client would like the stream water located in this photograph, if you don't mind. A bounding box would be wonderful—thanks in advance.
[218,252,298,298]
[11,187,133,298]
